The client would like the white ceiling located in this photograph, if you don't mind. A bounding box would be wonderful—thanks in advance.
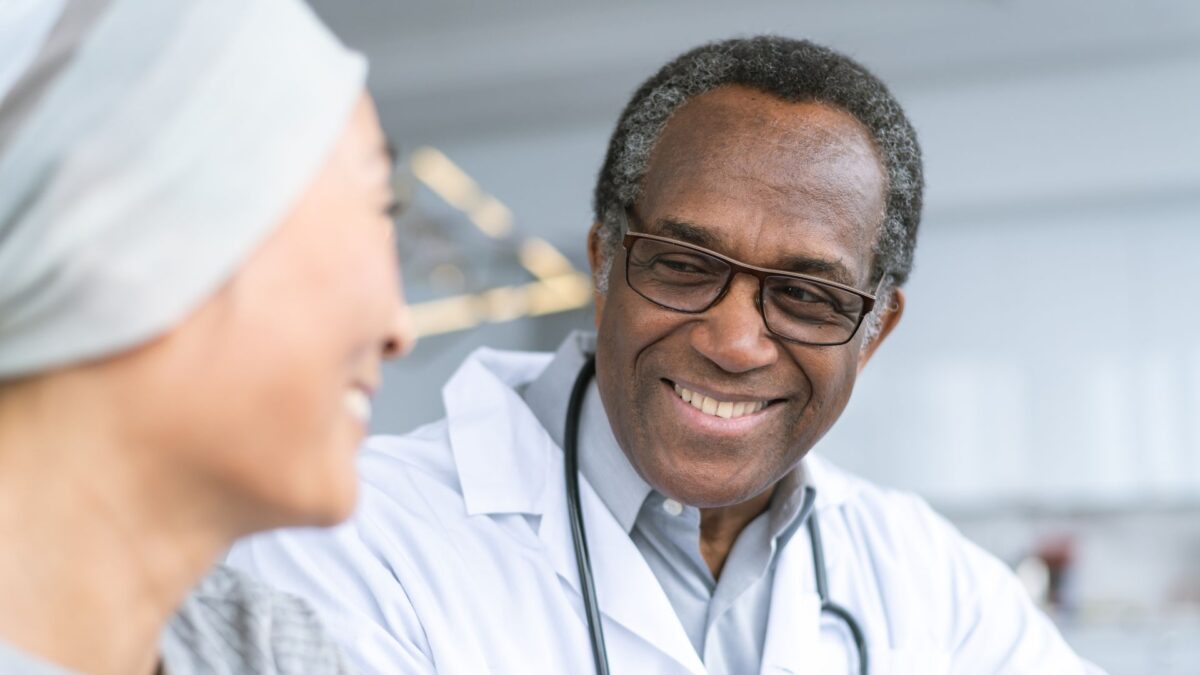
[310,0,1200,144]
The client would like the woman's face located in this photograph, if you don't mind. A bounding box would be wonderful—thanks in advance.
[114,94,413,531]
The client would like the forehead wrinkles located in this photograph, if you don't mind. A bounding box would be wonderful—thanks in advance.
[642,89,886,231]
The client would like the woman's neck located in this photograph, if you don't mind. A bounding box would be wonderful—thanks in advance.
[0,382,232,675]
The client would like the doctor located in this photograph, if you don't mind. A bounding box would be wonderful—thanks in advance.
[230,36,1099,674]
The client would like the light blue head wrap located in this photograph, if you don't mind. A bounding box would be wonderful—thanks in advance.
[0,0,367,378]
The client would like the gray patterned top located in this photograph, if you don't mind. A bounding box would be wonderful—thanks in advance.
[0,565,353,675]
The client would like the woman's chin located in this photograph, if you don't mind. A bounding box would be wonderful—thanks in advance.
[299,470,360,528]
[294,426,366,526]
[244,463,360,534]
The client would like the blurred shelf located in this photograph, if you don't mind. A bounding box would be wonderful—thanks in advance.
[933,496,1200,520]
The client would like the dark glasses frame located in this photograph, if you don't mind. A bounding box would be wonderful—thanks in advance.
[617,211,881,346]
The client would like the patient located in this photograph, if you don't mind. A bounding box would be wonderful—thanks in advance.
[0,1,411,673]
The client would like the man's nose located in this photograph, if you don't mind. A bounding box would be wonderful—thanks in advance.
[689,272,779,373]
[382,294,417,360]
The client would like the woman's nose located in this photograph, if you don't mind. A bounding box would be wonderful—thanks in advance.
[382,297,417,360]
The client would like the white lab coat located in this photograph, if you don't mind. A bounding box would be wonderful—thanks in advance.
[228,347,1102,674]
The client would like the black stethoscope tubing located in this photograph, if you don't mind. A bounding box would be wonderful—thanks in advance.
[564,355,869,675]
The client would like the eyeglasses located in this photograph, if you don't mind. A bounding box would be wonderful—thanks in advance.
[619,212,879,346]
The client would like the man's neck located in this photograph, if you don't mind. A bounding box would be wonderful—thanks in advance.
[698,485,777,579]
[0,398,229,675]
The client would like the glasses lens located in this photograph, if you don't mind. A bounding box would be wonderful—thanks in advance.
[763,276,865,344]
[626,237,729,311]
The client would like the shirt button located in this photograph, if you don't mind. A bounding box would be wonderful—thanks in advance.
[662,499,683,516]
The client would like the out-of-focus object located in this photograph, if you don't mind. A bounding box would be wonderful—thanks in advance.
[411,146,513,239]
[1015,535,1078,615]
[400,146,592,338]
[1039,536,1077,613]
[1017,555,1052,608]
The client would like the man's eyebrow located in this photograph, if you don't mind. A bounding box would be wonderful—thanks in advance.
[651,218,857,286]
[653,219,720,248]
[774,255,856,286]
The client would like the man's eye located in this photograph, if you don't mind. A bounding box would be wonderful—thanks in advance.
[777,284,832,304]
[655,257,708,274]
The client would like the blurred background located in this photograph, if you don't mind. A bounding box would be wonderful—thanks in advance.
[311,1,1200,672]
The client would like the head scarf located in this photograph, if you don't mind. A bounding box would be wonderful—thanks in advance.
[0,0,367,378]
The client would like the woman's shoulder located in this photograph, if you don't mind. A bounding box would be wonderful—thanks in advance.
[162,564,355,674]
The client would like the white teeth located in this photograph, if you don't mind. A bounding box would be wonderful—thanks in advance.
[673,385,767,420]
[344,388,372,423]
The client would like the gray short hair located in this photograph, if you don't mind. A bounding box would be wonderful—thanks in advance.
[591,36,924,343]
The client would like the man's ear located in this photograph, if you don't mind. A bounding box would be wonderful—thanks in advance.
[587,221,606,327]
[857,288,905,373]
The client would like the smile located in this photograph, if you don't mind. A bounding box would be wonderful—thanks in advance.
[344,386,373,423]
[672,383,768,420]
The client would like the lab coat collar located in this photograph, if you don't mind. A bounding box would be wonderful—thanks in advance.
[522,331,652,533]
[442,346,555,516]
[759,536,850,674]
[539,455,707,674]
[760,455,861,673]
[804,449,857,513]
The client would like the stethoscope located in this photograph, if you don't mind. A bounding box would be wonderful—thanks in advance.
[564,355,869,675]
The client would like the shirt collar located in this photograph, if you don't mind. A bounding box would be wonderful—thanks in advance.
[521,331,652,532]
[635,466,814,552]
[768,470,815,551]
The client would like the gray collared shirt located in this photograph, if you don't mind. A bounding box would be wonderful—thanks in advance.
[522,331,815,675]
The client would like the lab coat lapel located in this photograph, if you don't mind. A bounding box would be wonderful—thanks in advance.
[759,536,824,675]
[444,348,556,516]
[760,456,859,674]
[538,459,706,675]
[445,347,704,673]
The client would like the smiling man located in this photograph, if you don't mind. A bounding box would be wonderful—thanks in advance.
[229,37,1100,674]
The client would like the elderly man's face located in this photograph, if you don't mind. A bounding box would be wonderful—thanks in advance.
[591,85,898,508]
